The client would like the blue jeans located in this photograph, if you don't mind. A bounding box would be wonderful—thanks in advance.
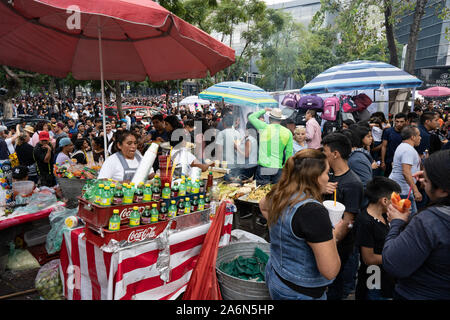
[265,261,327,300]
[255,166,282,186]
[342,246,360,298]
[400,193,417,216]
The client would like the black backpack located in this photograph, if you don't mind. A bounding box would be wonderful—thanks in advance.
[288,109,322,126]
[322,109,342,139]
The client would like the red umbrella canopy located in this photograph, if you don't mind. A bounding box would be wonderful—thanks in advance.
[418,86,450,97]
[0,0,235,81]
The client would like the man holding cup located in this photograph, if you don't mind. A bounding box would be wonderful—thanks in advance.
[322,133,365,300]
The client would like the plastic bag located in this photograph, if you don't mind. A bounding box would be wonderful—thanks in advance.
[35,259,65,300]
[45,206,79,255]
[12,192,57,215]
[6,242,40,271]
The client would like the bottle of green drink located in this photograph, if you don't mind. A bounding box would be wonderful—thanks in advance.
[150,204,159,223]
[143,184,153,202]
[168,200,177,218]
[129,206,141,227]
[184,197,191,214]
[162,183,171,199]
[108,209,121,231]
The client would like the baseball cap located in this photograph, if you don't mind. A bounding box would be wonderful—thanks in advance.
[0,125,7,132]
[39,131,50,141]
[56,122,65,130]
[59,137,72,148]
[13,165,29,180]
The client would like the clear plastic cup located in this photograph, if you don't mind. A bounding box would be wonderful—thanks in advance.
[323,200,345,227]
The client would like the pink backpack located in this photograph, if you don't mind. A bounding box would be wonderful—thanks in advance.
[322,96,340,121]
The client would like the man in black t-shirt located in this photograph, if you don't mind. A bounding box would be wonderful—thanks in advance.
[33,131,55,187]
[355,177,400,300]
[322,133,364,300]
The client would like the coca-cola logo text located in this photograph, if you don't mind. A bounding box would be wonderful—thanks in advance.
[127,227,157,243]
[120,206,145,220]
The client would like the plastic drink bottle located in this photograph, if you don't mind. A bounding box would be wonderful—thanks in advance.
[205,193,211,209]
[152,183,161,201]
[134,182,144,203]
[150,204,159,223]
[186,178,192,194]
[129,206,141,227]
[100,186,112,206]
[153,175,161,187]
[162,183,171,199]
[123,185,135,204]
[192,196,198,212]
[143,184,152,202]
[159,203,168,221]
[178,179,186,197]
[108,209,121,231]
[113,185,124,205]
[177,199,185,216]
[95,184,105,204]
[141,206,152,225]
[184,197,191,214]
[192,179,200,194]
[168,200,177,218]
[171,182,179,198]
[198,195,205,211]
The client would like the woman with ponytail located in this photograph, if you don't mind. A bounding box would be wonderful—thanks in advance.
[382,149,450,300]
[259,149,341,300]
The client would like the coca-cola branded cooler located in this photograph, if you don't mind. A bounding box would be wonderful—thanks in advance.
[77,197,161,228]
[78,192,206,228]
[83,209,211,248]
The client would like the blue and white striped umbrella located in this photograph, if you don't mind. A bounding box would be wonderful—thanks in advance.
[300,60,423,94]
[198,81,278,108]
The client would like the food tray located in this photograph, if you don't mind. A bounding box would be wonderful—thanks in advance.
[84,209,211,248]
[237,194,259,204]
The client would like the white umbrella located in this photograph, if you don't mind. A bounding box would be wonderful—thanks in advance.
[179,96,211,106]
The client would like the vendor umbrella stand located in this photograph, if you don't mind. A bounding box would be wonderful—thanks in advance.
[0,0,235,156]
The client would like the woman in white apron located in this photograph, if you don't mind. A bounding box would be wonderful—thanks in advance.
[98,131,153,182]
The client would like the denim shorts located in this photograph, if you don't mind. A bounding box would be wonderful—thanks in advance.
[265,261,327,300]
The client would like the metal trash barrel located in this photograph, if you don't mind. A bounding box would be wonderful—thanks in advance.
[216,242,271,300]
[56,177,88,202]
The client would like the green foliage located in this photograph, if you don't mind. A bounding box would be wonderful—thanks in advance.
[256,12,304,91]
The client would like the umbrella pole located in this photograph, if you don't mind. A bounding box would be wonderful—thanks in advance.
[98,20,108,160]
[411,88,416,113]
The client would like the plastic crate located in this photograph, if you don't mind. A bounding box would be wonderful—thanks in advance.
[24,224,51,247]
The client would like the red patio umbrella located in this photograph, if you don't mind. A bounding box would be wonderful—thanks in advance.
[418,86,450,97]
[0,0,235,154]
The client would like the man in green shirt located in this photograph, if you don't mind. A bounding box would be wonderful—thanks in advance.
[248,108,293,186]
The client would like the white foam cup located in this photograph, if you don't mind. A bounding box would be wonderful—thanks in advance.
[323,200,345,227]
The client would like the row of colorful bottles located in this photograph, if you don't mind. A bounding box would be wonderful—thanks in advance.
[94,175,207,207]
[108,195,209,231]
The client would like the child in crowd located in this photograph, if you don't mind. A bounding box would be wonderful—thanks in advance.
[355,176,401,300]
[293,126,308,154]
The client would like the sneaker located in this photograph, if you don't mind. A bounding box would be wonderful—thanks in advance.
[256,217,267,227]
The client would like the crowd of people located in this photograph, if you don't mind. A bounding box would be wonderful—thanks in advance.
[0,94,449,300]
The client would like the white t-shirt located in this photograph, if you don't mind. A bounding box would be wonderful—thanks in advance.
[215,127,240,168]
[389,142,421,194]
[98,151,146,181]
[5,138,15,155]
[171,148,197,177]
